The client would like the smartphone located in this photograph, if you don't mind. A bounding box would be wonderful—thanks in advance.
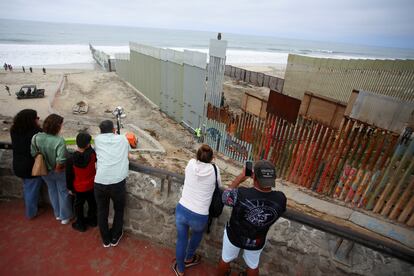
[245,161,253,176]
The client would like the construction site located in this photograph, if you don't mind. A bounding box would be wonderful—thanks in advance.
[0,38,413,276]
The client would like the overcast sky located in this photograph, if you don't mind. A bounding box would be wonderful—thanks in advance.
[0,0,413,48]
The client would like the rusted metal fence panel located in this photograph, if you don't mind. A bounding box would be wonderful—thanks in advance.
[266,90,301,123]
[205,86,414,226]
[299,92,346,129]
[224,65,285,92]
[348,90,414,133]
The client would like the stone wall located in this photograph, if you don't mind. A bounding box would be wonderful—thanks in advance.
[1,149,413,276]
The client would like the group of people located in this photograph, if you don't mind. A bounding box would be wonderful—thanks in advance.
[3,63,45,74]
[10,109,130,247]
[4,63,13,71]
[10,108,286,275]
[174,145,286,276]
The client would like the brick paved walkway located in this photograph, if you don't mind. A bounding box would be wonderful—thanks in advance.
[0,200,217,275]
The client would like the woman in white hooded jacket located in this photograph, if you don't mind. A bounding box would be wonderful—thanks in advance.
[172,144,221,276]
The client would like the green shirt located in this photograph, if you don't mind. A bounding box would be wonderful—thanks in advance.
[31,133,67,171]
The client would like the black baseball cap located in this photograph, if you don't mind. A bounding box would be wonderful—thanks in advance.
[254,160,276,188]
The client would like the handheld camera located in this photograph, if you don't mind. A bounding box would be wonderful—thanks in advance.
[245,161,253,177]
[112,106,126,134]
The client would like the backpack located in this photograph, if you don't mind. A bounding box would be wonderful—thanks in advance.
[206,163,224,233]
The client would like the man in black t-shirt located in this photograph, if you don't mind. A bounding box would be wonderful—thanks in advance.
[217,160,287,276]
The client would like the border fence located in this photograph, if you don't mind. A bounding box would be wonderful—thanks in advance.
[204,87,414,226]
[224,64,285,92]
[283,54,414,102]
[109,43,414,226]
[115,42,208,130]
[89,44,116,72]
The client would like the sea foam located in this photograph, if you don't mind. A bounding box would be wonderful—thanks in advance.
[0,43,379,68]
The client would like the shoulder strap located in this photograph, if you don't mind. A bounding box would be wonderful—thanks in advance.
[34,134,40,153]
[212,163,218,189]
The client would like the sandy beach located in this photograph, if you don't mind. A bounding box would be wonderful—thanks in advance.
[0,67,251,181]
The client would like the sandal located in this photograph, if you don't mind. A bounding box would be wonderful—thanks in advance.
[171,262,184,276]
[184,254,201,268]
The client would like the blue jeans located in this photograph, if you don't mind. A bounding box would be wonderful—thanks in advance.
[42,171,72,220]
[23,177,43,219]
[175,203,208,273]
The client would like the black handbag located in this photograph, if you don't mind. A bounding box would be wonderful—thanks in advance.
[206,163,223,233]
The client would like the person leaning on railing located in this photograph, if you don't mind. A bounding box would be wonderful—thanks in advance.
[217,160,287,276]
[10,109,43,219]
[30,114,73,224]
[93,120,130,248]
[172,144,221,276]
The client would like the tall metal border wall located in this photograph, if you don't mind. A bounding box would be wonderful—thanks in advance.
[206,39,227,108]
[283,54,414,102]
[114,53,130,79]
[114,42,207,130]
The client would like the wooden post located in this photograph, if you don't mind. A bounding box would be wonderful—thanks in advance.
[317,118,352,193]
[282,118,301,178]
[389,179,414,220]
[352,132,387,205]
[286,117,306,179]
[311,128,335,190]
[372,138,414,213]
[289,120,311,182]
[407,212,414,227]
[398,193,414,223]
[322,120,357,194]
[381,157,414,216]
[358,135,398,208]
[303,124,327,188]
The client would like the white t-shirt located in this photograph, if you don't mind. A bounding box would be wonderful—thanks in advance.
[179,159,221,215]
[94,133,130,185]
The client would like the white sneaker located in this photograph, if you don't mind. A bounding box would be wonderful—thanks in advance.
[61,219,70,225]
[56,217,61,220]
[110,231,124,247]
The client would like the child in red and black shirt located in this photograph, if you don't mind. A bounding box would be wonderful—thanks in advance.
[66,132,97,232]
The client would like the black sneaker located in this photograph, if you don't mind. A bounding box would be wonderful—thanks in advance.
[72,221,86,232]
[86,217,97,227]
[110,231,123,247]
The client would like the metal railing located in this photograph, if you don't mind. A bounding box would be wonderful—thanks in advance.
[0,141,413,264]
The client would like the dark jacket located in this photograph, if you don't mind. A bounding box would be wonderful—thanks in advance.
[66,147,96,193]
[10,128,42,178]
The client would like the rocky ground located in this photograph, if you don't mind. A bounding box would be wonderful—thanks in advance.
[0,69,247,182]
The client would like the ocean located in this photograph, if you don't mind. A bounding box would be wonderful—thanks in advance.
[1,18,414,67]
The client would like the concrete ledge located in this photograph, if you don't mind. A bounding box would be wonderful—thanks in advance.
[349,212,414,249]
[126,124,166,155]
[277,182,353,220]
[277,181,414,250]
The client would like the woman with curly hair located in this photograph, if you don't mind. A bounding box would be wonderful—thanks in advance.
[10,109,43,219]
[31,113,72,224]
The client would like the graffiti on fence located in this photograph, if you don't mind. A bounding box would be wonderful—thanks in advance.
[206,127,222,142]
[225,134,249,160]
